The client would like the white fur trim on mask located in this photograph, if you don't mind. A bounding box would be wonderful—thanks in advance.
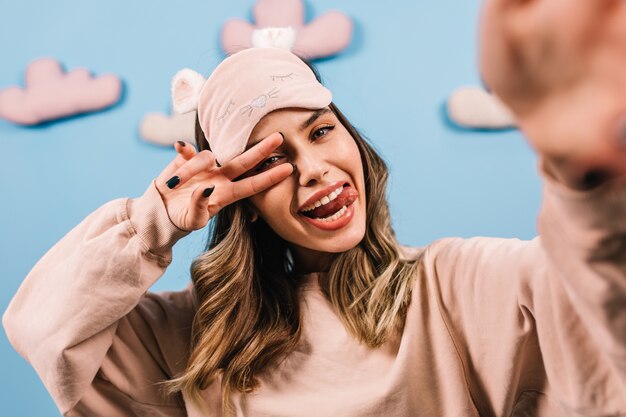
[252,27,297,51]
[171,68,206,114]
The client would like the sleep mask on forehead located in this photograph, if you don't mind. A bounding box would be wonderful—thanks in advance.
[171,39,332,165]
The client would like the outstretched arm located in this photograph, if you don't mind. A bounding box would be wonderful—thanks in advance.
[434,0,626,413]
[480,0,626,190]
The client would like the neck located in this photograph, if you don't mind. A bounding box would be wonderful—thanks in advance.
[291,245,335,275]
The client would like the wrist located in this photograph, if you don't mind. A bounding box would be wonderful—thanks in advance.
[540,157,616,191]
[126,180,191,257]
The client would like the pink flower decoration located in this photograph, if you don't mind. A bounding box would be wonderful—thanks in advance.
[0,58,122,125]
[222,0,353,60]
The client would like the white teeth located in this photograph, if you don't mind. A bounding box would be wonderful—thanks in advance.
[316,205,347,222]
[301,186,345,212]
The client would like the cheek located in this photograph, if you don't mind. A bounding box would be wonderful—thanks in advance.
[248,180,294,220]
[331,132,362,168]
[341,139,365,185]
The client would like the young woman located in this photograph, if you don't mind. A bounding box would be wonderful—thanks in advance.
[4,0,626,416]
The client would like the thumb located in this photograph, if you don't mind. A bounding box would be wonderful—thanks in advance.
[185,184,215,231]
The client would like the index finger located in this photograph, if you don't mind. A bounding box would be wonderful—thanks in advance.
[219,132,284,180]
[156,141,198,185]
[229,162,294,202]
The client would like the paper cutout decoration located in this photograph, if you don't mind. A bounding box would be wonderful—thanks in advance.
[139,111,196,147]
[222,0,353,59]
[0,58,122,125]
[447,86,517,130]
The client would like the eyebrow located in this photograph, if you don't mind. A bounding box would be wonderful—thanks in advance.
[300,107,332,131]
[245,107,332,151]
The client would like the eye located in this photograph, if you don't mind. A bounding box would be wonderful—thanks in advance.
[254,155,284,172]
[311,124,334,141]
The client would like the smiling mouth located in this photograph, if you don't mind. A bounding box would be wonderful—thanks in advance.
[299,184,358,221]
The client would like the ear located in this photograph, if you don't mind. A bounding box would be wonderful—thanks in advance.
[247,206,259,223]
[243,201,259,223]
[249,211,259,223]
[171,68,206,114]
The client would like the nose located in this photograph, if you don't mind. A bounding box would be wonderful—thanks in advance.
[294,147,330,187]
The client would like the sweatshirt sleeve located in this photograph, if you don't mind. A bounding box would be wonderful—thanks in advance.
[2,180,194,416]
[422,168,626,416]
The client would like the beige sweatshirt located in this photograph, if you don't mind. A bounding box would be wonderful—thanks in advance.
[3,168,626,417]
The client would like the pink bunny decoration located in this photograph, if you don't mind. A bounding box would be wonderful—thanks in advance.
[0,58,122,125]
[221,0,353,59]
[139,111,196,147]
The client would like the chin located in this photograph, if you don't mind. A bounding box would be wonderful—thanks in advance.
[315,223,366,253]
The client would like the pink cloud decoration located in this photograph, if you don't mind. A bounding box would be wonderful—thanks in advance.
[447,86,517,130]
[222,0,353,60]
[0,58,122,125]
[139,111,196,147]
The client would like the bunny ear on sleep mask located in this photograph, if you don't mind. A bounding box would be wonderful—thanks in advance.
[171,68,206,115]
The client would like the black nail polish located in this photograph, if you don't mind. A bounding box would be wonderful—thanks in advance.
[177,141,186,147]
[216,160,222,168]
[279,132,285,140]
[290,163,297,174]
[202,186,215,198]
[166,176,180,189]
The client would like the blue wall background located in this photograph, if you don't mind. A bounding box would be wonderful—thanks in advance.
[0,0,540,415]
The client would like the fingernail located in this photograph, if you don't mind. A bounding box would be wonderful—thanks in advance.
[166,176,180,189]
[177,141,186,147]
[216,160,222,168]
[279,132,285,140]
[290,163,297,174]
[202,186,215,198]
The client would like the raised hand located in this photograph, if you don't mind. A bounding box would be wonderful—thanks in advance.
[479,0,626,188]
[154,133,294,231]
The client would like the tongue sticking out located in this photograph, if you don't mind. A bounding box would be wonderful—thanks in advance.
[301,186,358,219]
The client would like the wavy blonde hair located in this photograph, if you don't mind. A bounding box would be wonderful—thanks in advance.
[158,63,423,416]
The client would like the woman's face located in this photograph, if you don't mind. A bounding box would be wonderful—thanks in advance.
[243,106,367,270]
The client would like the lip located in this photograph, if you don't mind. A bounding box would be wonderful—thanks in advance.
[297,180,348,212]
[298,198,357,231]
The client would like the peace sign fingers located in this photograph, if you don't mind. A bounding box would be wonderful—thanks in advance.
[228,162,295,203]
[219,132,285,181]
